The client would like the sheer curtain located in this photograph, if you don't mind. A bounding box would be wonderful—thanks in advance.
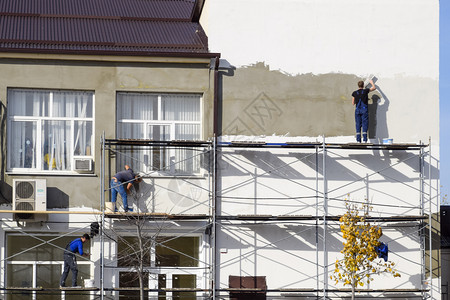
[43,93,68,171]
[162,94,200,122]
[8,89,47,169]
[163,94,200,173]
[48,91,92,170]
[73,92,91,156]
[117,93,156,172]
[8,89,93,171]
[117,93,201,174]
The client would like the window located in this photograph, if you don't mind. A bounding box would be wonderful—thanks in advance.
[116,235,201,299]
[6,234,92,300]
[117,236,152,267]
[155,236,199,267]
[116,92,201,175]
[7,89,94,173]
[117,236,200,268]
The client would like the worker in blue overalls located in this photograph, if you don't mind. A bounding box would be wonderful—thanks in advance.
[60,233,90,288]
[352,79,376,143]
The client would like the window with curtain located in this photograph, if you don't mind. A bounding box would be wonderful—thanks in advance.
[116,92,202,175]
[7,89,94,173]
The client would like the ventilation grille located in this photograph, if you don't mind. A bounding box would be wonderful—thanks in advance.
[15,201,35,211]
[15,181,35,200]
[74,158,93,172]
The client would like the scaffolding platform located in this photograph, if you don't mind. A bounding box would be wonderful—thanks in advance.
[103,212,209,220]
[218,141,427,150]
[217,214,426,222]
[105,138,211,147]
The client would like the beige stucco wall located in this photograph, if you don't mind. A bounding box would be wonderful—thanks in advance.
[0,55,215,208]
[219,62,439,143]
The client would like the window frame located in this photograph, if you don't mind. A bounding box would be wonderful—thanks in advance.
[5,233,93,298]
[115,233,205,298]
[6,88,95,175]
[116,92,203,176]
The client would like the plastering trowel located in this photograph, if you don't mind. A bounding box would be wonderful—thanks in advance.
[363,74,378,88]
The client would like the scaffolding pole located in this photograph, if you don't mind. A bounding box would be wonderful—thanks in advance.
[100,131,106,300]
[322,136,328,300]
[420,141,426,298]
[316,144,320,298]
[212,135,217,300]
[429,137,433,299]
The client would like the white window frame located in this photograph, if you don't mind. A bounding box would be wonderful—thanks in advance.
[5,233,93,300]
[116,93,203,176]
[6,261,92,299]
[6,89,95,175]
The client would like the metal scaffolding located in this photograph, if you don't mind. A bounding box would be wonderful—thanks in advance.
[0,135,437,299]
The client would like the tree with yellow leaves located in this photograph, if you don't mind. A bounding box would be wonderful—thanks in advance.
[330,201,401,300]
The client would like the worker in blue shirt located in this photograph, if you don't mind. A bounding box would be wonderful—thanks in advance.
[110,164,141,212]
[352,79,376,143]
[60,233,90,288]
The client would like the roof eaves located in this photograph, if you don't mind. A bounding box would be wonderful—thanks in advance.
[0,47,220,59]
[0,39,206,49]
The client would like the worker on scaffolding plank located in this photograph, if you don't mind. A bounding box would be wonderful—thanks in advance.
[60,233,90,288]
[110,164,141,212]
[352,78,376,143]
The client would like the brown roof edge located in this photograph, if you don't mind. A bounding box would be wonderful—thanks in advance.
[0,48,220,59]
[191,0,206,22]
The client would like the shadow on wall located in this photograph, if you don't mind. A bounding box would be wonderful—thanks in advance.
[47,187,69,208]
[220,149,430,183]
[369,87,390,140]
[0,181,11,204]
[130,180,154,213]
[218,61,391,140]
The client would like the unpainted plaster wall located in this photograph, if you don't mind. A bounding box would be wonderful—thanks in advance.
[219,62,438,143]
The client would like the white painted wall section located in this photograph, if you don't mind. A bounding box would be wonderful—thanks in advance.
[202,0,439,79]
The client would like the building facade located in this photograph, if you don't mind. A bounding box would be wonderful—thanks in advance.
[0,0,440,299]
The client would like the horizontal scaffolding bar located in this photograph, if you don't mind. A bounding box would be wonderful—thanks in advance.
[104,212,209,220]
[0,210,210,220]
[218,288,428,293]
[325,143,426,150]
[217,214,427,222]
[0,210,102,215]
[1,286,209,292]
[104,138,211,147]
[218,214,314,221]
[219,141,426,150]
[0,286,429,293]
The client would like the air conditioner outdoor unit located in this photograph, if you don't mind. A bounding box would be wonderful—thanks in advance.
[13,179,47,221]
[73,157,93,172]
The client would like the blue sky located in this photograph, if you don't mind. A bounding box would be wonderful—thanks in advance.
[441,1,449,205]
